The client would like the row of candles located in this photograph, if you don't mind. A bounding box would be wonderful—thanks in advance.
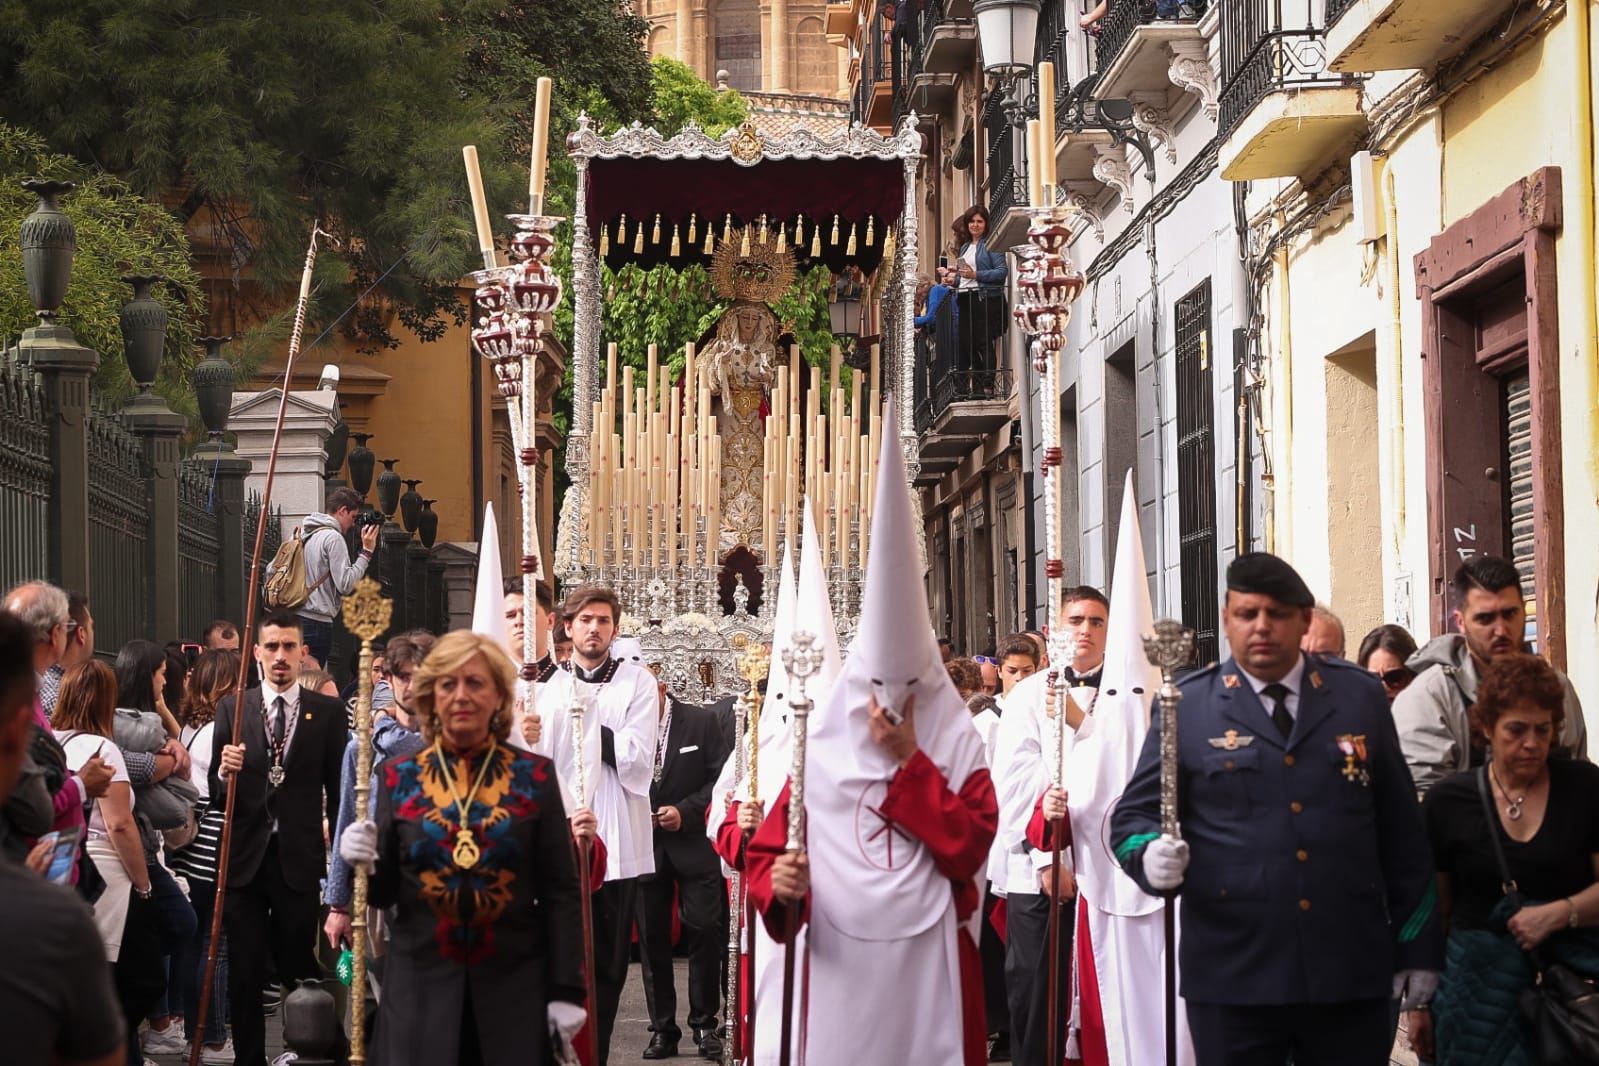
[582,344,884,573]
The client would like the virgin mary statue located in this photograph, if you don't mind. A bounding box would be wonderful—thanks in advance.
[697,228,795,552]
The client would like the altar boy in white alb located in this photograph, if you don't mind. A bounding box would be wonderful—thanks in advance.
[747,401,999,1066]
[537,585,658,1065]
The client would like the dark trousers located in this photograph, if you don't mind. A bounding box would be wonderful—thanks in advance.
[178,878,229,1046]
[1005,891,1074,1066]
[636,853,725,1039]
[592,876,639,1066]
[981,888,1009,1038]
[1185,998,1393,1066]
[224,839,323,1066]
[297,617,335,673]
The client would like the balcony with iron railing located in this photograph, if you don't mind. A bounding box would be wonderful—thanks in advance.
[851,26,898,130]
[982,87,1030,248]
[1091,0,1210,103]
[1325,0,1516,73]
[912,293,1015,483]
[891,0,975,123]
[1217,22,1365,181]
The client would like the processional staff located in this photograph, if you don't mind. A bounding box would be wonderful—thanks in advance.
[566,685,601,1066]
[777,631,823,1066]
[725,642,770,1066]
[1143,620,1194,1066]
[342,577,394,1065]
[190,221,329,1066]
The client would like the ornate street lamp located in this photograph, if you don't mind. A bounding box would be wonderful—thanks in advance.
[973,0,1041,76]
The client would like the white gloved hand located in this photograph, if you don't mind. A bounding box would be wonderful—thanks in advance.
[338,819,378,875]
[547,1000,587,1043]
[1393,969,1440,1011]
[1142,836,1189,892]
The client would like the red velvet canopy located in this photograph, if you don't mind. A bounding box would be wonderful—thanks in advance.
[585,155,907,275]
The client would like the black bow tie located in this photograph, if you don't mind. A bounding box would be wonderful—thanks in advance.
[1064,666,1102,689]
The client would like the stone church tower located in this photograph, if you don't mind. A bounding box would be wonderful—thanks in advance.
[639,0,846,98]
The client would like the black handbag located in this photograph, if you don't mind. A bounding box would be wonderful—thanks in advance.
[1477,767,1599,1065]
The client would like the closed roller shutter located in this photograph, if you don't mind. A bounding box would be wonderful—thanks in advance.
[1504,372,1535,603]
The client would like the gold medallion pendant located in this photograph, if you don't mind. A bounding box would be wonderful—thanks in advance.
[453,829,481,870]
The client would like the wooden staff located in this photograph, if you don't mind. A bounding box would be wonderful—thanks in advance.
[342,578,393,1064]
[567,690,602,1066]
[190,222,327,1066]
[777,632,823,1066]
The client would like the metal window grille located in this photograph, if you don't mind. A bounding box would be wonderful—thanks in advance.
[1175,279,1219,664]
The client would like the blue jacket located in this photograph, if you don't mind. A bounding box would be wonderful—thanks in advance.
[324,714,427,908]
[960,239,1007,293]
[915,283,956,329]
[1111,653,1444,1005]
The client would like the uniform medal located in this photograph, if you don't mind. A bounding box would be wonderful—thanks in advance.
[268,764,287,788]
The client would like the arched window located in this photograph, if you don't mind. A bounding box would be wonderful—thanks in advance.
[714,0,762,91]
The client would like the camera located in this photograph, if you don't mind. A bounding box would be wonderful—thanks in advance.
[356,510,384,529]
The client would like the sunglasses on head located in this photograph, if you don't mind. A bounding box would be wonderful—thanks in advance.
[973,655,998,665]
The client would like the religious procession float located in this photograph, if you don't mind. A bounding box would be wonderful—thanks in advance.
[543,114,925,701]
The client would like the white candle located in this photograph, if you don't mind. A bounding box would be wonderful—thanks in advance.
[462,146,495,261]
[529,77,553,208]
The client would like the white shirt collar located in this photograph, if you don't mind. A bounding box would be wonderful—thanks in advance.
[1237,653,1307,699]
[261,681,301,712]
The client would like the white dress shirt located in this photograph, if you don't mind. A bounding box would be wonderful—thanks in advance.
[1237,654,1306,727]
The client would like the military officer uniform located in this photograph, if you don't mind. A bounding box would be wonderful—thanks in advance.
[1111,556,1443,1066]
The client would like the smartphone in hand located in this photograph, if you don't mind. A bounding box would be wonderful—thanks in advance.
[40,826,82,884]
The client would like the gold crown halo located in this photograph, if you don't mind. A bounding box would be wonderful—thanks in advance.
[710,226,796,304]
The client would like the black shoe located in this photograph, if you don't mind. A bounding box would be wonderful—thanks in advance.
[694,1028,723,1059]
[988,1032,1012,1061]
[643,1033,680,1059]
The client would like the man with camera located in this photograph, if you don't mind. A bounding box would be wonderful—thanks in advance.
[283,486,379,669]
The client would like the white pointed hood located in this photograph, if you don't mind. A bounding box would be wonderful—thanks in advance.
[707,545,797,847]
[1066,471,1162,917]
[791,499,842,707]
[470,503,508,647]
[803,396,987,940]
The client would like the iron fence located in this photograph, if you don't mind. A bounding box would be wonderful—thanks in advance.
[87,407,151,653]
[177,460,224,642]
[0,361,51,593]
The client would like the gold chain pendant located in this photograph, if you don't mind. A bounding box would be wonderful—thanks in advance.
[453,828,481,869]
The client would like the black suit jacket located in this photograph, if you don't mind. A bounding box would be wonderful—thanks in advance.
[649,700,732,879]
[210,686,348,893]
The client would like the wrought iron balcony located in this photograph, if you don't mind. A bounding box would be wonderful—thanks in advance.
[1325,0,1356,23]
[1219,30,1339,135]
[912,297,1014,481]
[1096,0,1207,74]
[1217,27,1364,180]
[892,0,974,122]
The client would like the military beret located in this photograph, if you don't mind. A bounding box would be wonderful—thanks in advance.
[1226,552,1315,608]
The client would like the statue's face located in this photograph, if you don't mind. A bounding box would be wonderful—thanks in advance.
[735,306,762,341]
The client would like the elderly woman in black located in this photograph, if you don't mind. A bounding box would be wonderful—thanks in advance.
[1408,653,1599,1065]
[340,630,586,1065]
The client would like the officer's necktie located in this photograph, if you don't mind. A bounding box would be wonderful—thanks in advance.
[1263,683,1292,740]
[272,695,286,749]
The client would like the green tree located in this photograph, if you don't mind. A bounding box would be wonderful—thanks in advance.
[0,0,655,352]
[1,123,207,421]
[649,56,749,138]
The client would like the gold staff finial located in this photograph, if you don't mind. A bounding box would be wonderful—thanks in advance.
[342,576,394,640]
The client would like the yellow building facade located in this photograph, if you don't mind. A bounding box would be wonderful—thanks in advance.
[1225,0,1598,705]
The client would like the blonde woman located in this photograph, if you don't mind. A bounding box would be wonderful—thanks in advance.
[340,630,587,1065]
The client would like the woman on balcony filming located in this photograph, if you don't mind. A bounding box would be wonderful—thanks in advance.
[952,205,1007,386]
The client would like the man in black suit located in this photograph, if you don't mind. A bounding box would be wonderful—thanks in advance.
[213,609,348,1066]
[636,679,733,1060]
